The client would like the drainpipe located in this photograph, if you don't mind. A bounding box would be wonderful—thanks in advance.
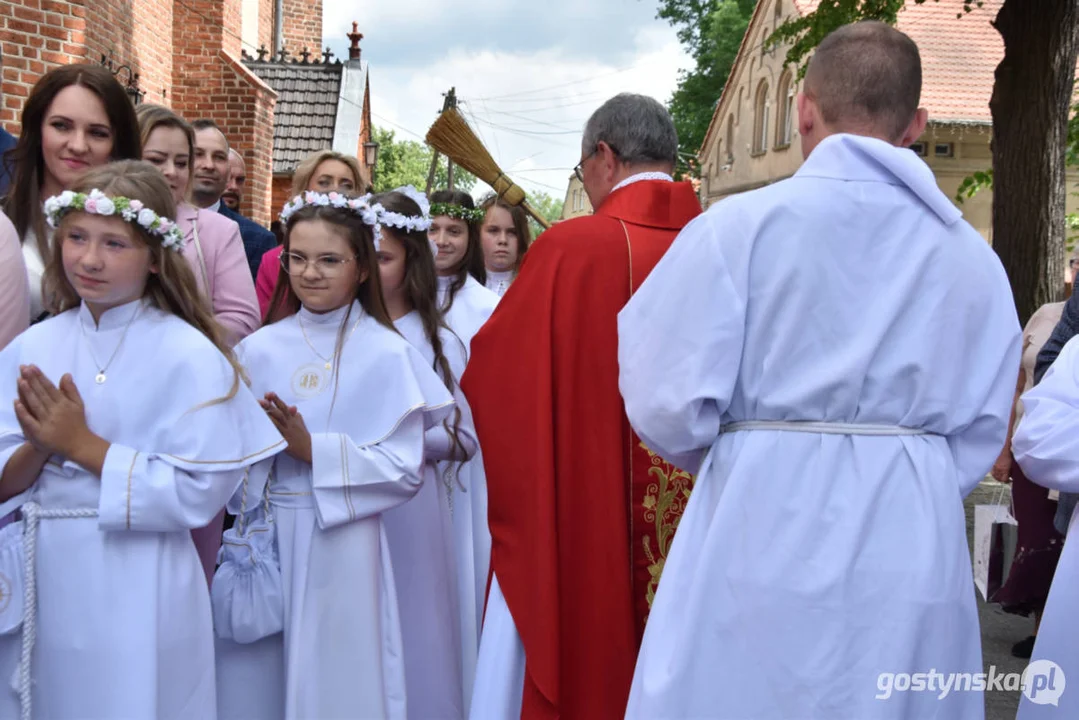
[274,0,284,55]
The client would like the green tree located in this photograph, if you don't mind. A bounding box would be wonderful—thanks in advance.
[523,190,564,239]
[371,126,476,193]
[659,0,755,175]
[768,0,1079,325]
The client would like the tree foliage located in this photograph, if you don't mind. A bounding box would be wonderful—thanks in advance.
[523,190,564,239]
[658,0,755,174]
[371,126,476,193]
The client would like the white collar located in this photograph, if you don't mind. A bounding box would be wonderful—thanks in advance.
[208,199,221,214]
[611,172,674,194]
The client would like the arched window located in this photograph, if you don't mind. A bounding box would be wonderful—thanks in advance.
[776,70,794,147]
[726,115,735,164]
[753,81,770,154]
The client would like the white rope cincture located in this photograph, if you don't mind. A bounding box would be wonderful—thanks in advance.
[720,420,931,437]
[17,502,98,720]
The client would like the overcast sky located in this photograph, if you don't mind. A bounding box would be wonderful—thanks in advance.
[321,1,691,202]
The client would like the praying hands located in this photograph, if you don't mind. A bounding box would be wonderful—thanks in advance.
[260,392,312,465]
[12,365,109,476]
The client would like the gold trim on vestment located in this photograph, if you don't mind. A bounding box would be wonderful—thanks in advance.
[125,451,138,530]
[163,439,287,465]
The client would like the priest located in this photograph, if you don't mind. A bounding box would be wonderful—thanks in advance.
[619,22,1021,719]
[461,93,702,719]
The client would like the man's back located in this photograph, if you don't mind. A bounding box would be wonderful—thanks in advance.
[720,138,1015,460]
[619,135,1021,719]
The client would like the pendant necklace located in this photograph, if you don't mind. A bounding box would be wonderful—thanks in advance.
[298,310,363,371]
[80,305,140,384]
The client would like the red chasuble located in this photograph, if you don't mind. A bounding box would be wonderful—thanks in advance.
[461,179,702,719]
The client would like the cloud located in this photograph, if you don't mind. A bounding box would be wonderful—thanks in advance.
[321,1,692,202]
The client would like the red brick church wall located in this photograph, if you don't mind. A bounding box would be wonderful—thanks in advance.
[281,0,322,56]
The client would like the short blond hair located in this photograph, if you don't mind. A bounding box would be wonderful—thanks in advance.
[290,150,369,194]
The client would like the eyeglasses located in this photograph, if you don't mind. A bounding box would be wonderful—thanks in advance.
[574,150,595,183]
[280,251,357,277]
[574,142,618,183]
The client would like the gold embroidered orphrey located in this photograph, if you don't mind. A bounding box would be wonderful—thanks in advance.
[640,444,694,607]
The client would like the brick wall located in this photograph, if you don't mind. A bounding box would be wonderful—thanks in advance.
[0,0,85,131]
[172,0,277,226]
[0,0,174,132]
[281,0,321,56]
[271,174,292,219]
[257,0,273,54]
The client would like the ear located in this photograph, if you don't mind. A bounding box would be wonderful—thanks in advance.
[796,92,815,138]
[596,140,620,180]
[898,107,929,148]
[356,266,369,284]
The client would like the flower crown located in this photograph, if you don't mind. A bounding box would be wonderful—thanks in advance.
[44,189,186,252]
[429,202,486,224]
[280,187,433,233]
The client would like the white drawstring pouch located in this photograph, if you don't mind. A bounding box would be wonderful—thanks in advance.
[211,473,284,644]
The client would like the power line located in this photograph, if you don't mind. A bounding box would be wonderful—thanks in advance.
[467,65,639,101]
[463,102,584,133]
[471,116,580,137]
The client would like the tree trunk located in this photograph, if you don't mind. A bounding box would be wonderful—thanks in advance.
[989,0,1079,326]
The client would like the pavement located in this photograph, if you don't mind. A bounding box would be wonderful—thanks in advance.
[966,479,1031,720]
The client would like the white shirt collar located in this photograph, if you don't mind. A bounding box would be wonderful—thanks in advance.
[208,199,221,214]
[611,172,674,194]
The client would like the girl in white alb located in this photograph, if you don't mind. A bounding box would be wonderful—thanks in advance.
[0,160,284,720]
[377,187,479,716]
[227,190,455,719]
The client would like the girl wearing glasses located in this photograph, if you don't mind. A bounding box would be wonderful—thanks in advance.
[254,151,370,318]
[234,192,455,718]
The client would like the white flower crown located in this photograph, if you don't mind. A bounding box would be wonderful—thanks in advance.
[279,188,435,252]
[44,189,186,252]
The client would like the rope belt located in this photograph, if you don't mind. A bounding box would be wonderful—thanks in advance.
[17,502,98,720]
[720,420,931,436]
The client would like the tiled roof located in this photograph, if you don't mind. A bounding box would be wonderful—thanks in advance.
[896,0,1003,124]
[790,0,1002,123]
[246,61,344,175]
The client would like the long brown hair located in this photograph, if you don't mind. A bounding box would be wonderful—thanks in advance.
[429,189,486,311]
[4,64,141,261]
[376,191,468,474]
[478,193,532,275]
[136,104,195,200]
[42,160,244,401]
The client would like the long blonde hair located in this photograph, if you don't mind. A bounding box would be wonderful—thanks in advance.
[42,160,244,401]
[291,150,369,194]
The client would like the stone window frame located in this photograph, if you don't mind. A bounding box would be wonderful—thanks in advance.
[752,80,770,156]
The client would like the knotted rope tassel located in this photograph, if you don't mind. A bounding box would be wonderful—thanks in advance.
[17,502,98,720]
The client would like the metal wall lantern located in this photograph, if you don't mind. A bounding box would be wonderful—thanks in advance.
[100,53,144,105]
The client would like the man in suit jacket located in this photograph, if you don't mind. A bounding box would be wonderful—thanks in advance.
[191,119,274,279]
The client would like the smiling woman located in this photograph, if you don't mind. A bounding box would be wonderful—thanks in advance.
[2,64,141,324]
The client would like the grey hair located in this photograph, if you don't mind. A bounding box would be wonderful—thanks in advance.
[804,21,922,141]
[581,93,678,167]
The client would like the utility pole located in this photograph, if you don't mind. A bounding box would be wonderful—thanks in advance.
[425,87,458,194]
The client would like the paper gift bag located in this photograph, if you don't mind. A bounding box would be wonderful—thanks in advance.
[973,502,1018,601]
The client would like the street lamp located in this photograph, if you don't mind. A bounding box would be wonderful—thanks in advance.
[362,140,379,173]
[100,53,144,105]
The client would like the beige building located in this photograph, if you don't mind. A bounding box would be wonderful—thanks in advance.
[561,174,594,220]
[699,0,1078,242]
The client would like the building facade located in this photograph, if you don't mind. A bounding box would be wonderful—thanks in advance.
[698,0,1077,242]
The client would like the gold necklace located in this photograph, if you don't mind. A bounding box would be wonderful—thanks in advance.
[80,304,141,384]
[297,309,363,370]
